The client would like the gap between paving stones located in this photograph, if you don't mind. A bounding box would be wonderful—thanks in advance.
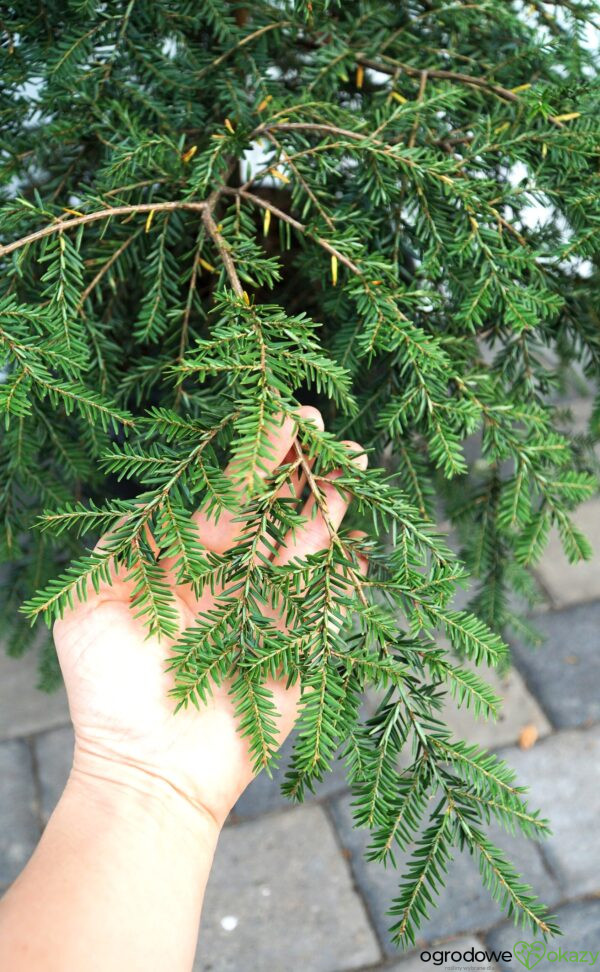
[322,798,389,960]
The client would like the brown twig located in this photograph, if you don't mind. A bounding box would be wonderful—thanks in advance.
[408,70,428,149]
[104,177,172,198]
[77,229,141,309]
[356,54,520,104]
[253,120,374,144]
[251,121,459,183]
[201,191,244,297]
[0,200,207,259]
[174,229,206,408]
[489,207,527,247]
[196,21,291,78]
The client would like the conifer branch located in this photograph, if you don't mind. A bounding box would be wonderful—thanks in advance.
[355,55,520,104]
[0,201,208,258]
[78,230,141,309]
[264,131,336,230]
[196,20,292,78]
[201,200,245,298]
[223,187,362,275]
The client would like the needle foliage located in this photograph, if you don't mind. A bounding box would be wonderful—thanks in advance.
[1,0,599,947]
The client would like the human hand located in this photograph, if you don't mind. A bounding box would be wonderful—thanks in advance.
[53,407,367,830]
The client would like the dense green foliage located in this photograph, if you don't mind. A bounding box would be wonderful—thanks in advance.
[1,0,599,946]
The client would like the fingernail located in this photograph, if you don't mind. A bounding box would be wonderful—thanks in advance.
[342,440,368,470]
[297,405,325,430]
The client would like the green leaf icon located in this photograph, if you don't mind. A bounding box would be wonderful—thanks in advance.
[514,941,547,969]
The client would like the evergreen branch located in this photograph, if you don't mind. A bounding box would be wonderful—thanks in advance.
[449,783,550,839]
[127,538,180,639]
[201,196,245,297]
[430,737,523,799]
[23,413,236,623]
[36,502,131,537]
[451,808,558,935]
[291,438,369,610]
[388,809,453,947]
[196,20,291,78]
[0,201,208,258]
[5,4,594,947]
[35,375,135,431]
[264,131,336,230]
[78,229,141,309]
[230,671,281,775]
[366,758,431,864]
[223,187,362,275]
[425,606,509,666]
[436,663,501,720]
[356,55,519,104]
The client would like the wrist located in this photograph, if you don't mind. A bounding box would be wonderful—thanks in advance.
[0,745,221,971]
[67,746,223,847]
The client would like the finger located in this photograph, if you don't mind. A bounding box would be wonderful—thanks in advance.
[273,442,368,566]
[160,407,323,615]
[189,406,324,556]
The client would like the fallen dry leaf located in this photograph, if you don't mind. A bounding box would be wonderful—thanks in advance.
[518,724,539,750]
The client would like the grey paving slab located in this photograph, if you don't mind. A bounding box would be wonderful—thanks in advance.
[0,739,40,889]
[535,499,600,609]
[329,795,559,955]
[486,898,600,971]
[559,396,595,438]
[497,728,600,898]
[0,647,69,740]
[511,602,600,729]
[233,729,348,820]
[33,725,74,822]
[369,937,502,972]
[194,803,381,972]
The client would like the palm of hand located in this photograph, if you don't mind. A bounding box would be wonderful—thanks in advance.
[55,591,300,825]
[53,408,364,826]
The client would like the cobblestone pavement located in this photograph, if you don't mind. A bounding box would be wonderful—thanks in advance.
[1,486,599,971]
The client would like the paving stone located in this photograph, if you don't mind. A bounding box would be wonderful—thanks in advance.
[33,726,74,823]
[486,898,600,972]
[194,804,381,972]
[535,499,600,609]
[560,396,595,437]
[329,795,560,954]
[232,730,348,820]
[372,937,502,972]
[497,728,600,898]
[0,648,69,740]
[511,602,600,730]
[0,739,40,889]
